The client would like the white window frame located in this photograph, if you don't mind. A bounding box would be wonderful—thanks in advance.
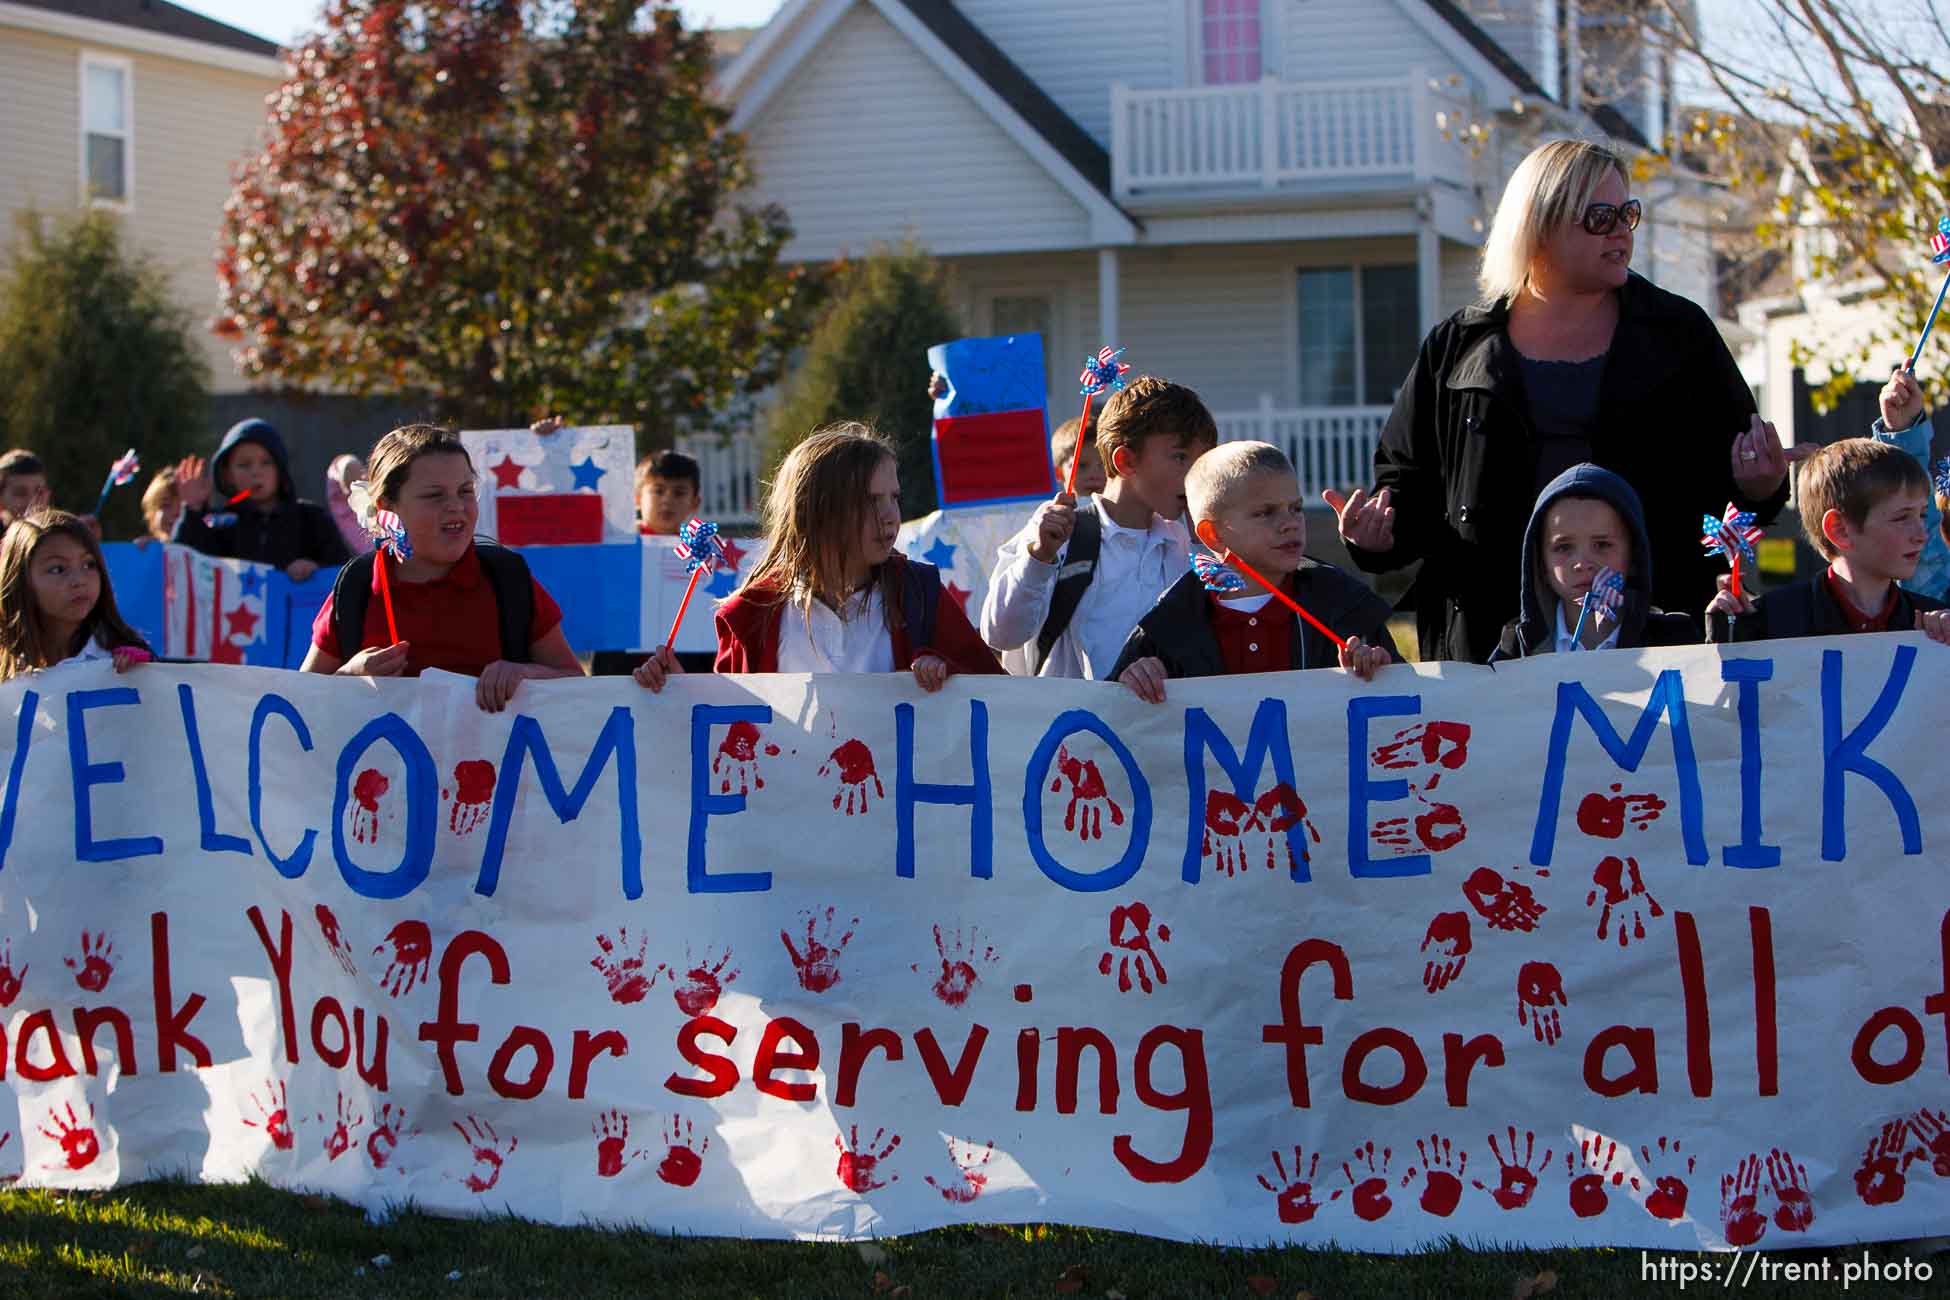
[78,51,134,209]
[1296,261,1418,407]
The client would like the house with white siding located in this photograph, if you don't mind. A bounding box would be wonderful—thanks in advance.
[715,0,1719,499]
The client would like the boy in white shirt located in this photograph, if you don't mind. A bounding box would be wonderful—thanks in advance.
[981,376,1217,677]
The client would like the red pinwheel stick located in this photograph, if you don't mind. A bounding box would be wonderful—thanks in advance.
[1223,550,1349,650]
[376,548,400,645]
[664,566,706,653]
[225,487,252,507]
[1064,392,1096,496]
[1729,550,1743,603]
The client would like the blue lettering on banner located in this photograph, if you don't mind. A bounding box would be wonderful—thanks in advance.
[478,707,642,898]
[177,684,251,856]
[249,693,317,877]
[68,688,164,863]
[1720,659,1781,869]
[687,704,773,894]
[1022,709,1151,892]
[1821,645,1920,861]
[896,700,992,880]
[1183,700,1306,883]
[331,713,436,899]
[0,689,36,874]
[1346,695,1430,879]
[1531,670,1706,866]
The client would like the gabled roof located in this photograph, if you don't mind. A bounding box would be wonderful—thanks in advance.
[7,0,280,57]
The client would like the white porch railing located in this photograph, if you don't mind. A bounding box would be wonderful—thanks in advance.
[1214,399,1390,497]
[1110,72,1468,200]
[673,432,763,525]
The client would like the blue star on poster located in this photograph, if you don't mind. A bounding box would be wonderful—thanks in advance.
[922,538,958,570]
[707,568,740,598]
[569,457,607,492]
[239,566,268,598]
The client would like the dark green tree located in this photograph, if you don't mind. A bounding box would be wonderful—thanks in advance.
[0,210,208,532]
[765,245,961,519]
[215,0,821,434]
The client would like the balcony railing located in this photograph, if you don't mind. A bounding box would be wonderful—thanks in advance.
[1214,399,1390,497]
[1110,73,1466,201]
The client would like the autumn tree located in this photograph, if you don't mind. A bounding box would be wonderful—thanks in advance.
[216,0,821,433]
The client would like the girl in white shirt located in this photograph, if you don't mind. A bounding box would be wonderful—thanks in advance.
[0,510,152,680]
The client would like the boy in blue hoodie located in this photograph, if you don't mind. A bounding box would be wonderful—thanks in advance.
[170,419,351,579]
[1492,463,1699,660]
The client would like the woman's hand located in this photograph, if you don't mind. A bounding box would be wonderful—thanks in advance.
[172,456,211,510]
[633,645,682,693]
[912,652,949,693]
[1118,655,1168,704]
[1321,487,1395,552]
[1706,573,1756,620]
[1881,365,1926,432]
[340,642,410,677]
[1337,635,1391,681]
[477,660,532,712]
[1731,415,1792,499]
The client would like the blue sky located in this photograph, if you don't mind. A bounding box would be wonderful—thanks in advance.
[176,0,787,45]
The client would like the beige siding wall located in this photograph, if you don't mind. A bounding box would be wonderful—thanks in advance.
[0,23,276,393]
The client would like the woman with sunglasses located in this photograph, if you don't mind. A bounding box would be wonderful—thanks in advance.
[1323,138,1793,663]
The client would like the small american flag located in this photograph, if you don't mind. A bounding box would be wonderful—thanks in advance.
[372,507,412,561]
[1078,346,1131,398]
[1931,217,1950,264]
[675,517,726,575]
[1701,503,1763,565]
[107,449,140,487]
[1584,566,1625,620]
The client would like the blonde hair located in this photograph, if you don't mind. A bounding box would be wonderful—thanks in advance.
[140,467,180,540]
[1478,139,1628,306]
[1185,440,1293,524]
[366,423,472,507]
[0,509,148,680]
[741,423,905,632]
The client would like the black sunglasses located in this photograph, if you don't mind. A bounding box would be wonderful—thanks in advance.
[1580,198,1642,236]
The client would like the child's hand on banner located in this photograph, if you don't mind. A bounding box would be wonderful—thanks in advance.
[1338,635,1391,681]
[912,653,949,693]
[1118,655,1168,704]
[478,661,530,712]
[1922,608,1950,645]
[341,642,410,678]
[633,645,683,693]
[1705,574,1756,620]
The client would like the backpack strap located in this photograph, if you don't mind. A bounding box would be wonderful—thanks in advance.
[330,553,375,662]
[1030,505,1101,673]
[473,543,535,663]
[900,558,942,660]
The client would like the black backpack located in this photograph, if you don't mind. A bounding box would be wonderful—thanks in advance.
[1028,506,1101,673]
[330,543,535,663]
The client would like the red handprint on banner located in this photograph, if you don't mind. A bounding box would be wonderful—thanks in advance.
[65,930,115,993]
[590,928,660,1005]
[835,1125,901,1192]
[1474,1127,1551,1211]
[1371,720,1471,774]
[1400,1133,1468,1217]
[349,768,388,844]
[1256,1146,1327,1224]
[594,1110,645,1178]
[1338,1141,1394,1221]
[782,908,856,994]
[1764,1147,1816,1232]
[447,759,496,835]
[1854,1121,1916,1206]
[820,739,884,815]
[923,1137,994,1204]
[39,1102,100,1171]
[1720,1152,1767,1245]
[657,1116,708,1187]
[1907,1107,1950,1176]
[911,924,995,1008]
[671,945,739,1016]
[0,937,24,1007]
[367,1103,419,1171]
[314,905,358,976]
[1097,902,1169,994]
[1639,1136,1695,1221]
[242,1080,293,1151]
[1202,790,1252,876]
[318,1093,364,1161]
[372,920,432,998]
[1463,866,1548,932]
[1567,1136,1627,1218]
[712,720,776,795]
[1418,911,1471,993]
[1575,784,1666,839]
[1246,784,1319,874]
[1516,961,1567,1045]
[1050,745,1125,842]
[452,1115,516,1193]
[1586,854,1664,948]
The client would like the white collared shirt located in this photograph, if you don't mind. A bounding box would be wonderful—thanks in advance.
[1552,601,1619,654]
[776,588,896,674]
[979,495,1190,679]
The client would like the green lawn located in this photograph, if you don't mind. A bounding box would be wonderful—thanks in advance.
[1,1180,1946,1298]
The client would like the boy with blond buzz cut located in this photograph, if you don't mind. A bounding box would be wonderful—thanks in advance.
[1711,437,1948,642]
[1111,441,1397,700]
[981,376,1215,678]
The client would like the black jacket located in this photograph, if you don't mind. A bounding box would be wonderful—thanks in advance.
[1351,272,1783,664]
[1708,572,1947,643]
[1109,561,1399,681]
[1490,462,1702,661]
[172,419,351,570]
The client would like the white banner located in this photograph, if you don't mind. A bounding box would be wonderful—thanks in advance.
[3,639,1948,1249]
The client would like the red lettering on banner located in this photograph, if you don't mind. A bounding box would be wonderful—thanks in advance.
[833,1023,899,1107]
[1112,1025,1211,1183]
[1015,1027,1039,1112]
[1583,1025,1659,1096]
[151,911,209,1071]
[1750,906,1778,1096]
[914,1025,988,1106]
[1262,938,1352,1108]
[246,906,297,1065]
[1854,1007,1925,1085]
[419,930,511,1096]
[1056,1027,1119,1115]
[16,1010,75,1081]
[354,1008,389,1090]
[74,1006,136,1078]
[489,1025,554,1099]
[1674,911,1712,1097]
[1924,908,1950,1076]
[754,1017,822,1102]
[666,1016,738,1098]
[1440,1032,1505,1106]
[568,1029,628,1100]
[1342,1027,1428,1106]
[311,996,351,1068]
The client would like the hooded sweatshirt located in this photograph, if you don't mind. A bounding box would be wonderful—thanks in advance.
[1491,462,1700,661]
[171,419,352,570]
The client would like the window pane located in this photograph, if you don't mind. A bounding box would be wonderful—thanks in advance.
[1361,264,1420,405]
[1298,268,1355,406]
[86,134,126,200]
[1200,0,1261,83]
[85,64,126,134]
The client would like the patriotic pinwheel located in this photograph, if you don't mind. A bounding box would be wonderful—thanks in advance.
[1569,564,1624,649]
[666,516,728,650]
[1187,546,1348,650]
[93,448,140,515]
[1908,216,1950,371]
[1702,503,1764,601]
[1065,345,1132,495]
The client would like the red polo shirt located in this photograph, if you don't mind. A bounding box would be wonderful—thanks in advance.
[310,544,562,677]
[1208,594,1294,676]
[1823,568,1898,633]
